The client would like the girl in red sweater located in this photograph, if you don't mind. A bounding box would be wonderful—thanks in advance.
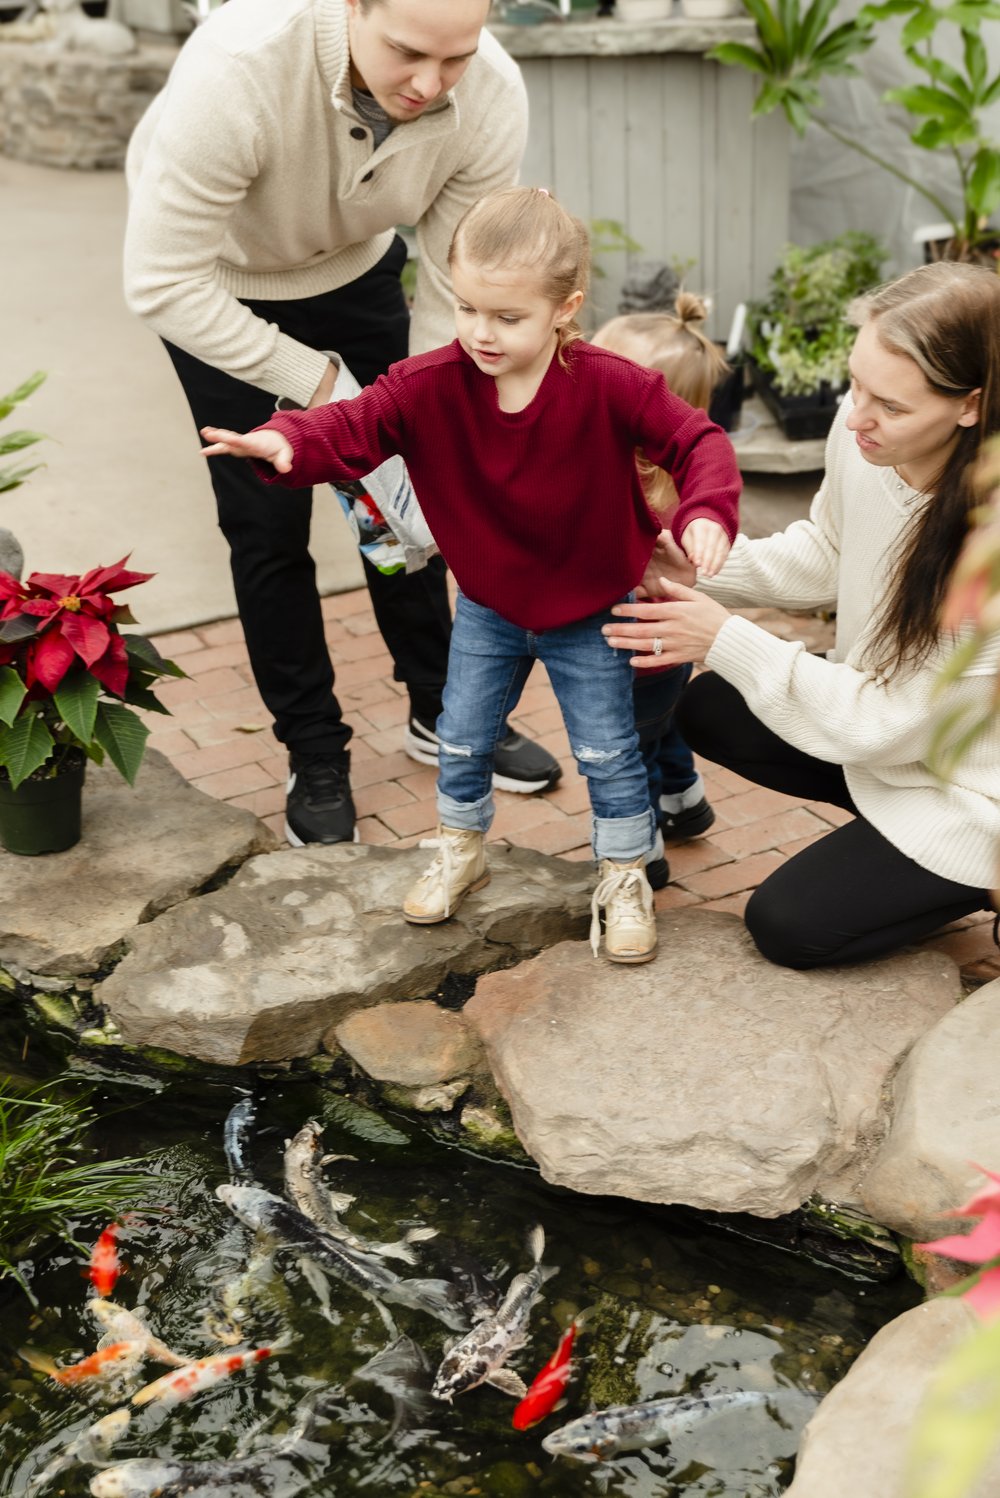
[201,187,740,963]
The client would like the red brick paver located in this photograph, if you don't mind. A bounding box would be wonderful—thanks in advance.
[145,589,1000,987]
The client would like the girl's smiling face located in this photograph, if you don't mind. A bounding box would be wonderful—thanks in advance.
[845,319,981,492]
[451,255,583,387]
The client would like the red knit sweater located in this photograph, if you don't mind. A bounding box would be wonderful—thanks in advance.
[255,340,741,633]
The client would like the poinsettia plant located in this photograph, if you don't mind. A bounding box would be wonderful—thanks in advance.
[0,558,184,790]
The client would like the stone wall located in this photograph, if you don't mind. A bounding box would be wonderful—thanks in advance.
[0,42,174,169]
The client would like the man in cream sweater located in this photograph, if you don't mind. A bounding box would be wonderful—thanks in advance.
[124,0,562,846]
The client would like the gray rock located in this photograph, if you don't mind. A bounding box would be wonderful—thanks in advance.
[0,527,24,578]
[860,980,1000,1240]
[94,843,593,1066]
[335,1000,484,1085]
[464,909,960,1217]
[617,259,679,314]
[0,749,276,977]
[787,1298,1000,1498]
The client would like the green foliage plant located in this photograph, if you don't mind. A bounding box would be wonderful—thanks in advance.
[0,372,47,494]
[0,1077,166,1304]
[709,0,1000,261]
[748,230,887,397]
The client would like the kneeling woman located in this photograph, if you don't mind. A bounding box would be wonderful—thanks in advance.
[605,261,1000,968]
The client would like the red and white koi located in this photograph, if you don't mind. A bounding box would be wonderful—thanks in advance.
[20,1341,145,1388]
[512,1319,579,1430]
[130,1345,278,1408]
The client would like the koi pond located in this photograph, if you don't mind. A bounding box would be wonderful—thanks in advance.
[0,1002,920,1498]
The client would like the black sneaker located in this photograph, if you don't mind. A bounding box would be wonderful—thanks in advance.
[645,827,671,891]
[659,795,716,842]
[403,717,562,795]
[285,752,358,846]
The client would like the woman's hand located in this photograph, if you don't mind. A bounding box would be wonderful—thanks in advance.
[636,530,696,598]
[200,425,294,473]
[603,579,732,669]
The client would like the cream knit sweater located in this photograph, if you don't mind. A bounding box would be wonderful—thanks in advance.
[124,0,526,408]
[702,398,1000,889]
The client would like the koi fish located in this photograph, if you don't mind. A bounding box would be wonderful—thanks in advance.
[431,1225,556,1403]
[88,1222,124,1298]
[89,1450,276,1498]
[20,1341,144,1387]
[512,1320,578,1430]
[87,1299,190,1367]
[541,1389,772,1461]
[217,1183,465,1331]
[31,1406,131,1489]
[130,1345,278,1409]
[223,1094,257,1184]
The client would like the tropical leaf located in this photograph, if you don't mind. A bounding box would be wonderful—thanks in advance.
[963,29,988,94]
[0,371,45,423]
[0,430,45,457]
[319,1095,412,1148]
[0,713,55,790]
[968,146,1000,218]
[93,702,149,786]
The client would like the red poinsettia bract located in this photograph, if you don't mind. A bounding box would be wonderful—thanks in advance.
[0,559,152,698]
[918,1164,1000,1320]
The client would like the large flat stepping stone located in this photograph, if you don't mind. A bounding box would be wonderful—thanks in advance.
[860,978,1000,1240]
[787,1298,1000,1497]
[464,908,960,1217]
[95,842,593,1066]
[0,749,276,978]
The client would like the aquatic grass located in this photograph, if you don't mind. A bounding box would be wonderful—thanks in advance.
[0,1077,167,1304]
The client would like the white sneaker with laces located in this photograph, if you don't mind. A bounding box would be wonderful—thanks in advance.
[403,825,490,924]
[589,855,657,964]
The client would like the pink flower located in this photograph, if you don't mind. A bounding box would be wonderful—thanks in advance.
[917,1165,1000,1320]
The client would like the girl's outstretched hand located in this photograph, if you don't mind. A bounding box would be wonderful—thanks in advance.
[636,529,695,597]
[680,518,731,578]
[603,579,731,669]
[200,425,294,473]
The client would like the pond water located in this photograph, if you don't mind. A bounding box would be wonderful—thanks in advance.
[0,1010,920,1498]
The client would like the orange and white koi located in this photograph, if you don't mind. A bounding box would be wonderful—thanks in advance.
[88,1299,190,1367]
[130,1345,278,1409]
[20,1341,144,1387]
[88,1222,125,1298]
[512,1319,578,1430]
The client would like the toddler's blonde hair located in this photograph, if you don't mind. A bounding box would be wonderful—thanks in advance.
[593,294,730,512]
[449,187,590,366]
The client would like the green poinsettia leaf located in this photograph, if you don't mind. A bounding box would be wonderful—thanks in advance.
[93,702,149,787]
[0,714,55,791]
[124,634,186,680]
[123,680,171,715]
[0,667,27,729]
[110,604,138,627]
[0,615,39,646]
[53,670,99,747]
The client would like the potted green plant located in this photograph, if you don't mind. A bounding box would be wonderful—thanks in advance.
[709,0,1000,262]
[746,231,887,439]
[0,559,183,854]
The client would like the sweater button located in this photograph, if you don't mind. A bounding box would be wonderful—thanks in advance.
[361,169,374,182]
[350,126,366,140]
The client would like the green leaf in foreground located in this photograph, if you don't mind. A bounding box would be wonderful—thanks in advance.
[319,1094,411,1148]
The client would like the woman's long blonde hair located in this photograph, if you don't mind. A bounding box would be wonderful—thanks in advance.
[449,187,590,366]
[592,294,730,512]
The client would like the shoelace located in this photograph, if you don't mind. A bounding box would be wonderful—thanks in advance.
[416,834,458,917]
[294,758,351,808]
[589,867,654,957]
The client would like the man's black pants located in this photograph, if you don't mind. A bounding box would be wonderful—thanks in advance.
[164,236,452,759]
[677,671,991,968]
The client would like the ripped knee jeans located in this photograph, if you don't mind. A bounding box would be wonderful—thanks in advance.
[436,592,655,861]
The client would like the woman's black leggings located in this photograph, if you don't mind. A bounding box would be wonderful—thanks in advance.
[676,672,992,969]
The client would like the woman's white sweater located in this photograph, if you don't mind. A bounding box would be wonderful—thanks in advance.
[702,398,1000,889]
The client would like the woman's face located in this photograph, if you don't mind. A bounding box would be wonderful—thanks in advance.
[845,320,980,492]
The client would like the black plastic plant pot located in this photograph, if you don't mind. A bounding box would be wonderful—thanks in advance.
[0,754,86,855]
[709,353,746,433]
[748,357,842,442]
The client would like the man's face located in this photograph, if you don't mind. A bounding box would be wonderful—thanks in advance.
[346,0,490,121]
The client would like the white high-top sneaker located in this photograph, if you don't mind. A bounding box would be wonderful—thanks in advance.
[589,854,657,963]
[403,825,490,924]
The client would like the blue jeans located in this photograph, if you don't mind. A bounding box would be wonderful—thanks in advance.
[632,663,699,807]
[437,594,656,861]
